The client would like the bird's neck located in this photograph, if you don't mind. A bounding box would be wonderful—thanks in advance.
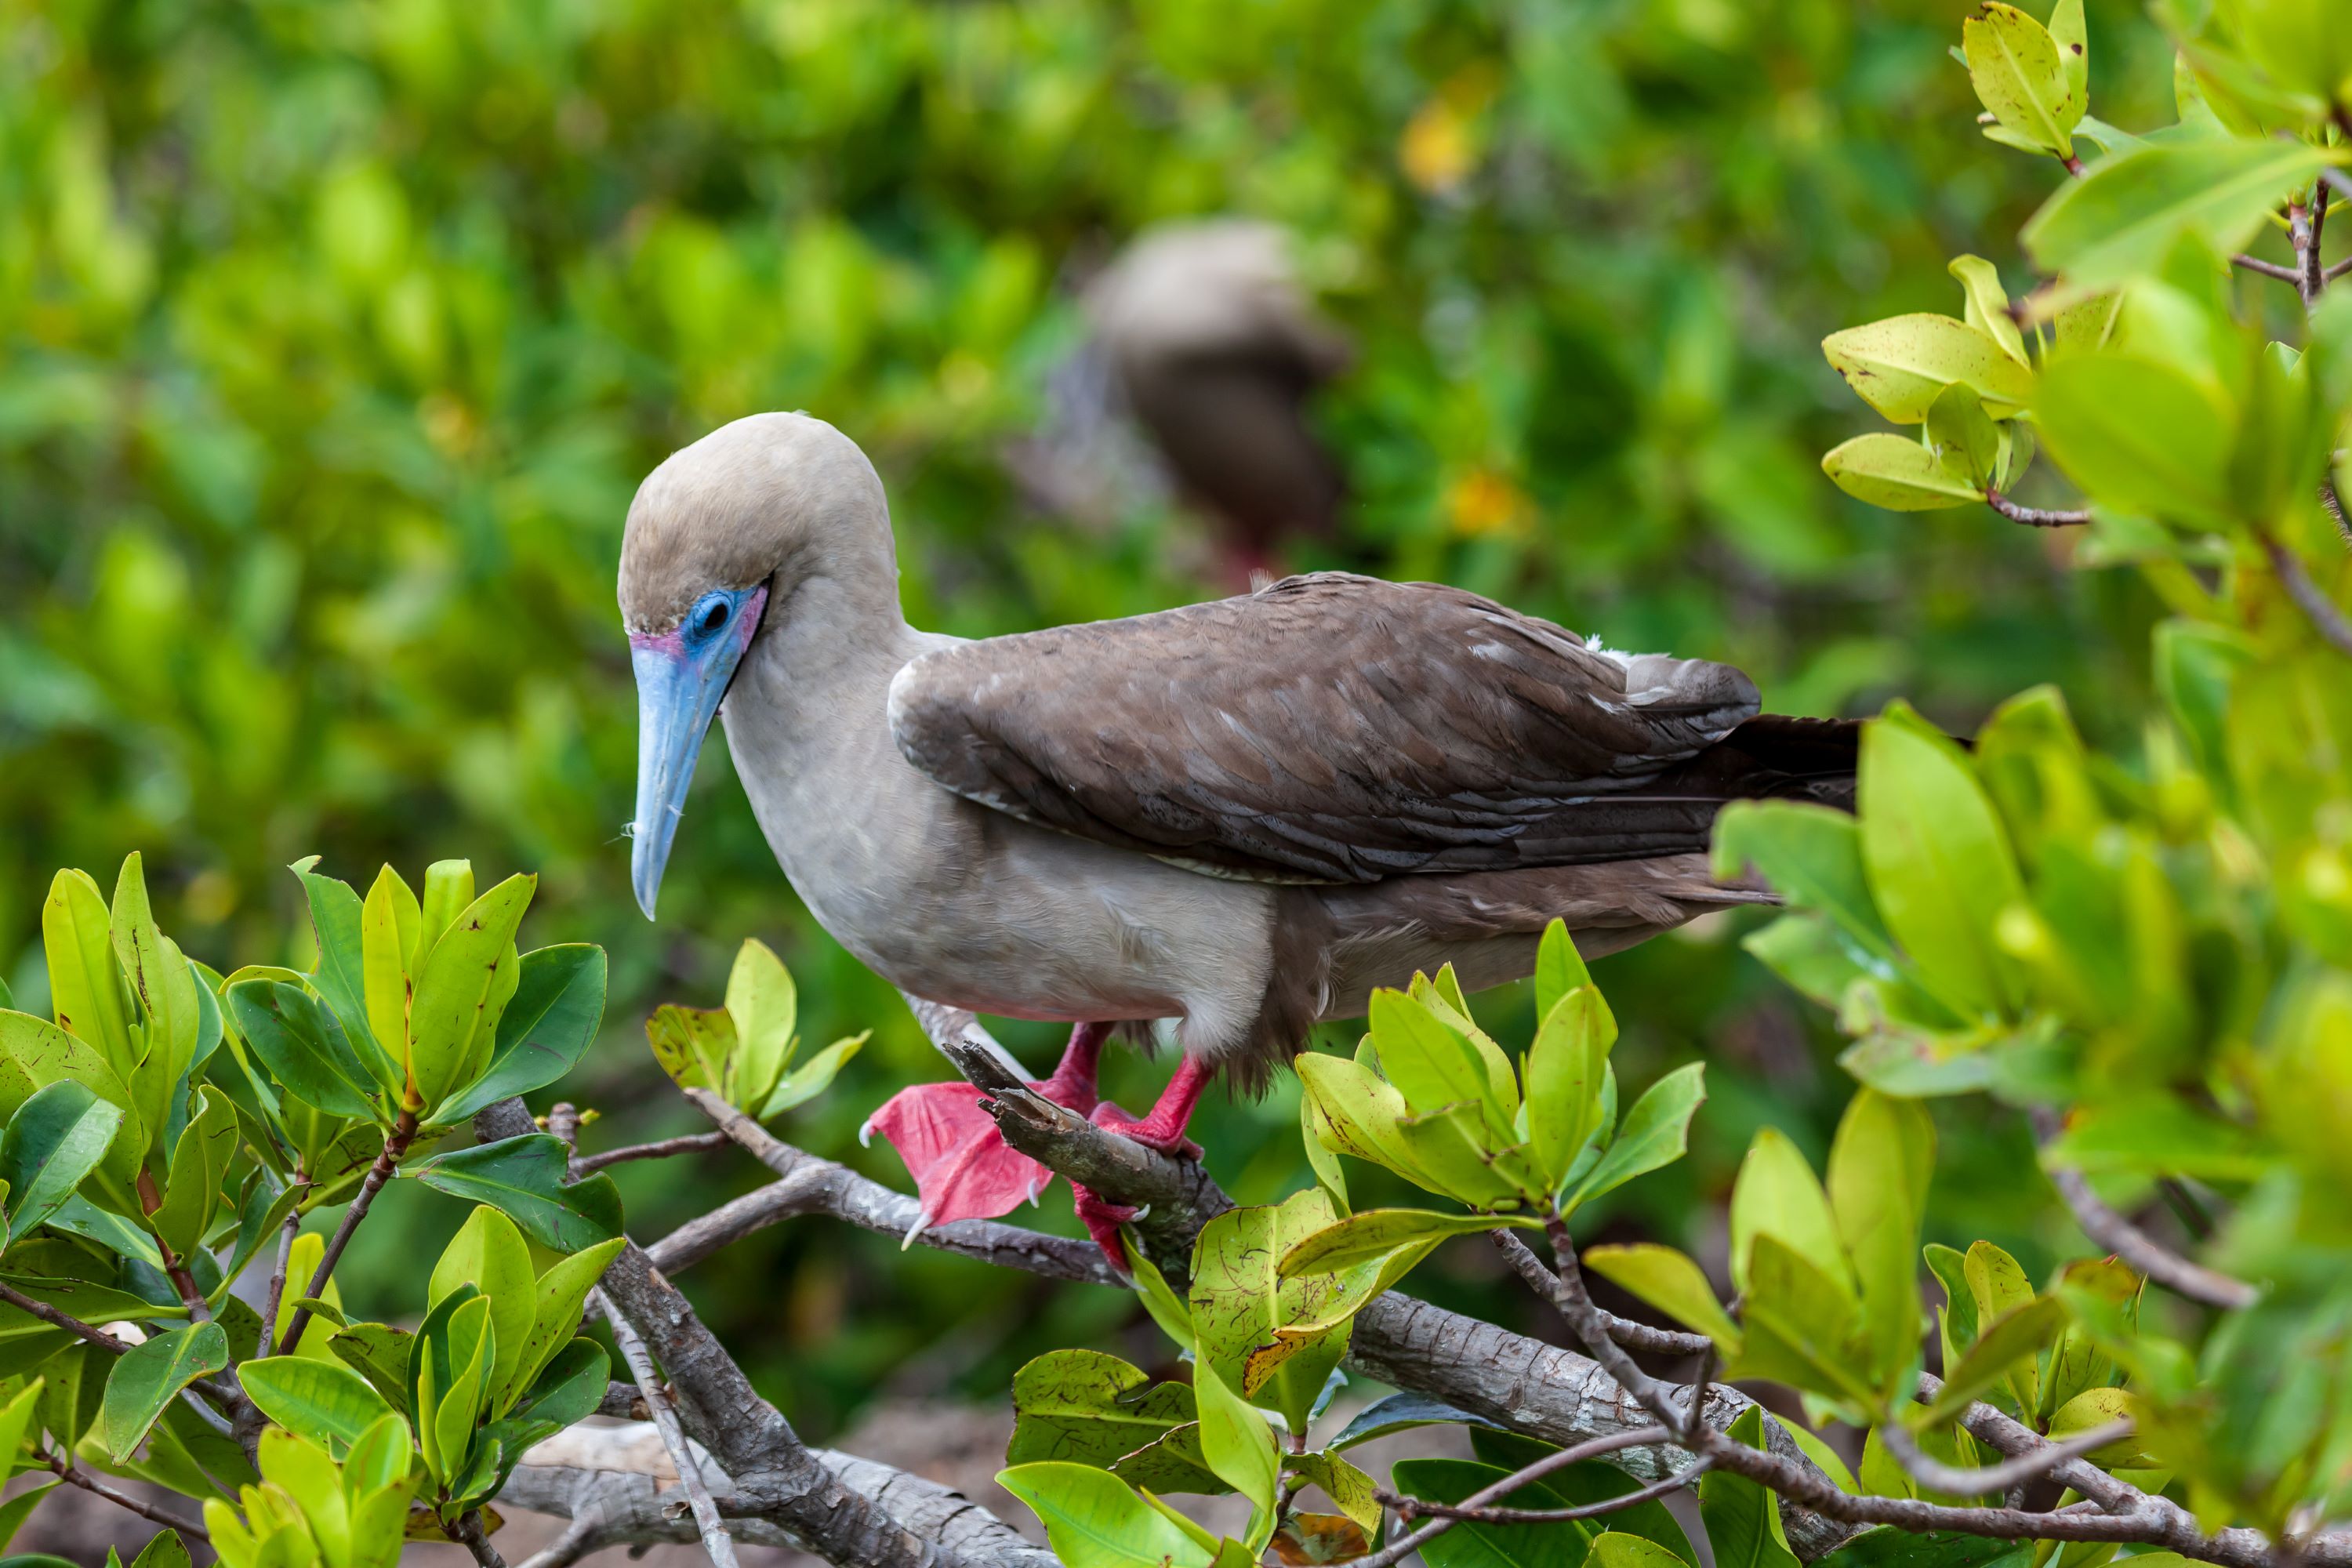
[724,571,925,755]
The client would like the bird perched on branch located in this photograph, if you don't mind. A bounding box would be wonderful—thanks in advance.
[620,412,1856,1268]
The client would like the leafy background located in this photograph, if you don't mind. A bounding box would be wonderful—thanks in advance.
[0,0,2184,1441]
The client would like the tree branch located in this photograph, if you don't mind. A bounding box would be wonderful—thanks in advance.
[1986,492,2092,528]
[1351,1427,1688,1568]
[447,1508,510,1568]
[474,1098,963,1568]
[281,1109,418,1355]
[43,1448,210,1539]
[672,1085,1118,1285]
[2031,1109,2261,1310]
[596,1283,740,1568]
[1489,1229,1715,1357]
[499,1423,1058,1568]
[2232,253,2302,282]
[2256,526,2352,657]
[1876,1416,2135,1500]
[574,1131,731,1174]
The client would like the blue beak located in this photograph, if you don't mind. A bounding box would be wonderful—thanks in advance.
[629,586,766,920]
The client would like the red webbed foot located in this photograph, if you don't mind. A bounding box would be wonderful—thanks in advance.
[862,1022,1112,1240]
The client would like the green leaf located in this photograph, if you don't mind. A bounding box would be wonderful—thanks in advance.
[1810,1526,2031,1568]
[1962,3,2081,158]
[1590,1535,1693,1568]
[408,1134,621,1252]
[2024,141,2343,289]
[1924,383,2001,493]
[1583,1243,1741,1350]
[227,980,391,1124]
[1007,1348,1201,1476]
[126,1528,191,1568]
[724,938,798,1112]
[1294,1053,1430,1189]
[109,854,198,1109]
[2033,354,2235,531]
[1278,1207,1516,1277]
[1392,1454,1696,1568]
[1858,710,2026,1019]
[1191,1191,1365,1430]
[1823,434,1982,512]
[1124,1237,1196,1346]
[1711,803,1900,966]
[0,1482,58,1552]
[405,873,535,1112]
[1729,1127,1846,1296]
[757,1032,866,1119]
[998,1462,1220,1568]
[1738,1235,1875,1417]
[415,860,476,967]
[1827,1090,1934,1392]
[0,1080,122,1238]
[239,1355,396,1448]
[2047,0,2086,103]
[644,1003,734,1094]
[1533,919,1598,1026]
[1327,1390,1507,1450]
[437,944,606,1123]
[1299,1088,1348,1216]
[506,1336,608,1432]
[1390,1101,1528,1207]
[1367,989,1506,1134]
[1947,256,2027,368]
[289,858,377,1060]
[1562,1062,1706,1214]
[149,1087,238,1262]
[1191,1355,1279,1547]
[1915,1296,2068,1427]
[1285,1450,1381,1534]
[359,865,419,1089]
[41,869,134,1078]
[1822,316,2034,423]
[328,1321,416,1419]
[97,1321,228,1462]
[430,1205,535,1408]
[1526,988,1612,1189]
[506,1236,624,1410]
[1703,1406,1800,1568]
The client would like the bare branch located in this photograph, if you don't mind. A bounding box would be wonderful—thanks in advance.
[2257,525,2352,660]
[42,1449,210,1539]
[2032,1109,2261,1309]
[2322,476,2352,550]
[260,1196,303,1355]
[0,1279,137,1355]
[1351,1427,1686,1568]
[1377,1459,1711,1525]
[672,1085,1117,1284]
[1986,491,2092,528]
[283,1110,419,1355]
[2232,253,2302,282]
[1490,1229,1714,1358]
[597,1283,741,1568]
[474,1098,958,1568]
[1915,1370,2143,1516]
[1877,1416,2136,1500]
[574,1130,731,1174]
[500,1423,1058,1568]
[447,1508,510,1568]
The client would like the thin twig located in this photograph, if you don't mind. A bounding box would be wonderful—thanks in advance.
[574,1131,731,1174]
[597,1285,741,1568]
[2249,521,2352,658]
[447,1507,510,1568]
[1987,491,2092,528]
[157,1237,213,1326]
[2327,256,2352,283]
[2032,1109,2261,1309]
[1377,1459,1712,1525]
[1915,1370,2142,1516]
[0,1279,136,1355]
[281,1109,418,1355]
[2322,477,2352,550]
[260,1202,303,1356]
[2232,253,2302,282]
[1489,1229,1715,1357]
[43,1449,210,1539]
[1350,1426,1681,1568]
[1878,1416,2136,1499]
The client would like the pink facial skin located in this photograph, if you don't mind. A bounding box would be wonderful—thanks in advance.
[627,585,768,657]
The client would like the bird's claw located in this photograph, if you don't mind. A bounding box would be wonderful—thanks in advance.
[1072,1183,1143,1276]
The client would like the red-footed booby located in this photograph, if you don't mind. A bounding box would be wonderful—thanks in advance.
[621,412,1855,1267]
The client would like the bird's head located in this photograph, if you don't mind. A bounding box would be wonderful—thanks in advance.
[617,412,895,919]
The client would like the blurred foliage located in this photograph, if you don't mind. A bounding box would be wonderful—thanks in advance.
[0,0,2217,1435]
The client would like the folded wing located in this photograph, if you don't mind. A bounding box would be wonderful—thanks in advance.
[887,572,1780,884]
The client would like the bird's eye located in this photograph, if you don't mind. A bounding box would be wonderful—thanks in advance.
[695,597,731,639]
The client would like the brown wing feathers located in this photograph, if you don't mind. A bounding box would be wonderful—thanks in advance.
[889,573,1853,884]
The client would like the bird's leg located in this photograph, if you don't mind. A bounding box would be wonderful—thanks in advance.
[1034,1021,1109,1115]
[1071,1054,1216,1273]
[1088,1052,1213,1156]
[862,1022,1113,1238]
